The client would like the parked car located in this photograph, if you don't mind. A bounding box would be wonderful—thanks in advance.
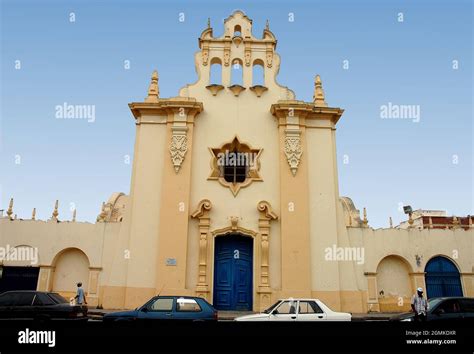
[391,297,474,322]
[234,298,352,321]
[0,290,88,321]
[103,296,218,322]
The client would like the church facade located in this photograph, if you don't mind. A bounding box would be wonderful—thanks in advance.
[1,11,473,313]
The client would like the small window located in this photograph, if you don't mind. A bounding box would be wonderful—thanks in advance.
[234,25,242,37]
[299,301,323,314]
[274,300,297,315]
[231,59,243,86]
[176,298,201,312]
[252,60,265,86]
[150,298,173,311]
[209,58,222,85]
[223,150,248,183]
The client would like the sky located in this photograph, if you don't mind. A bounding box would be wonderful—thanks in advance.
[0,0,472,228]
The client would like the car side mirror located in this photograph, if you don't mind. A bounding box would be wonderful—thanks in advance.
[141,307,148,313]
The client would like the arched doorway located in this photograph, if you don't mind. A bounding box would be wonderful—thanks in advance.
[213,233,253,311]
[425,256,463,298]
[376,255,412,311]
[52,248,90,298]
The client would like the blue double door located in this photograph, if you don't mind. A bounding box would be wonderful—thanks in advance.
[425,256,463,299]
[213,233,253,311]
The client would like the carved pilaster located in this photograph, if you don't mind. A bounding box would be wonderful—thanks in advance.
[169,126,188,173]
[284,129,302,176]
[202,44,209,66]
[265,46,273,68]
[191,199,213,300]
[224,42,231,66]
[257,201,278,310]
[244,42,251,67]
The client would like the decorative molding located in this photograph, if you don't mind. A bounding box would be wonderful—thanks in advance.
[257,200,278,310]
[208,135,263,196]
[205,84,225,96]
[224,44,231,66]
[169,126,189,173]
[283,131,302,176]
[249,85,268,97]
[191,199,213,300]
[228,84,246,97]
[257,201,278,221]
[244,43,251,66]
[202,44,209,66]
[191,199,212,219]
[266,47,273,68]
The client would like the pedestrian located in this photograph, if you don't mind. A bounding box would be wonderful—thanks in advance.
[74,282,88,315]
[411,287,428,321]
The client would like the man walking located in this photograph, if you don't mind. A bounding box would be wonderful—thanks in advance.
[74,282,88,315]
[411,287,428,321]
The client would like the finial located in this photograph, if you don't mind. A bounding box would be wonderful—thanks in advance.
[6,198,13,220]
[52,200,59,220]
[266,19,269,31]
[452,216,460,229]
[362,207,368,227]
[72,209,76,222]
[313,75,328,107]
[14,214,17,220]
[97,202,106,222]
[145,70,159,102]
[32,208,36,221]
[389,217,393,228]
[207,17,211,29]
[408,212,414,227]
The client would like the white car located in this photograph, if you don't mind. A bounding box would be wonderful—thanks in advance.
[234,298,351,322]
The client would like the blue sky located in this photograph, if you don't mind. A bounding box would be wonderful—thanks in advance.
[0,0,472,227]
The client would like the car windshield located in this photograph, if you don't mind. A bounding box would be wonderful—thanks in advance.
[263,301,281,314]
[47,293,68,304]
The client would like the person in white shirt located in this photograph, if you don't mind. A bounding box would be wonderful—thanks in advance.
[411,287,428,321]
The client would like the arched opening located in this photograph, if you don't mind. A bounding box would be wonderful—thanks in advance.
[231,59,243,86]
[252,59,265,86]
[52,248,90,298]
[209,58,222,85]
[376,255,412,312]
[233,25,242,37]
[425,256,463,298]
[213,233,253,311]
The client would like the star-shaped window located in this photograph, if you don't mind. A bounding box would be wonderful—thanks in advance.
[208,136,263,196]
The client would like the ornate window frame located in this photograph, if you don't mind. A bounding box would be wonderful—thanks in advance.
[208,136,263,196]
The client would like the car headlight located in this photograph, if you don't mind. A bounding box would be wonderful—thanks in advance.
[401,317,413,322]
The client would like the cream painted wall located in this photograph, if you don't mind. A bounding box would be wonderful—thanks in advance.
[52,248,90,292]
[376,256,412,298]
